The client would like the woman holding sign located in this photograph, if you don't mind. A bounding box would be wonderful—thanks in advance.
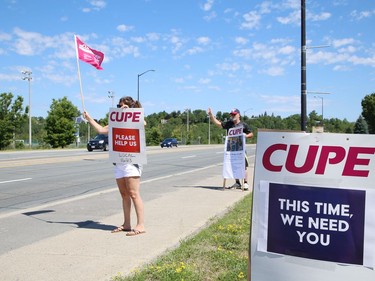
[83,96,146,236]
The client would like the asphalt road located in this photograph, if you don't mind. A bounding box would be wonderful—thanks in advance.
[0,146,223,214]
[0,145,256,256]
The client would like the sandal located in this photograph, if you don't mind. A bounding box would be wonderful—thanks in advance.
[111,225,131,233]
[126,229,146,236]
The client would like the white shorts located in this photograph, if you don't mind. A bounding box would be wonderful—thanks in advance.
[114,163,142,179]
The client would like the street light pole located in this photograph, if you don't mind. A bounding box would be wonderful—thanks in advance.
[137,69,155,101]
[108,91,115,107]
[185,108,190,133]
[185,108,190,144]
[314,96,324,126]
[22,70,32,149]
[207,114,211,145]
[243,108,253,119]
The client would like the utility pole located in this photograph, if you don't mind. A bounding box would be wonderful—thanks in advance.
[301,0,307,131]
[22,70,32,148]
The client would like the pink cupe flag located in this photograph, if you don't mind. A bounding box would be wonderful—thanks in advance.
[75,35,104,70]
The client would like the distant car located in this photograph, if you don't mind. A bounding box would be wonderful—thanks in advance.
[160,138,178,148]
[87,134,109,151]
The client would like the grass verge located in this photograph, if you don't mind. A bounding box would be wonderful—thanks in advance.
[112,193,252,281]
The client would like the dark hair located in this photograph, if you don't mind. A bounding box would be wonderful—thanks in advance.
[118,96,142,108]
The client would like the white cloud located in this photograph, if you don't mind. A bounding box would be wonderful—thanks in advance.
[337,45,356,53]
[110,37,140,58]
[197,36,211,45]
[235,37,248,45]
[261,66,284,76]
[278,45,296,55]
[202,0,214,11]
[282,0,300,10]
[233,48,252,59]
[216,62,241,72]
[89,0,106,10]
[198,78,211,84]
[0,73,21,81]
[203,11,217,21]
[208,85,221,91]
[117,24,134,32]
[146,33,160,41]
[170,35,184,54]
[241,11,261,29]
[0,31,12,41]
[232,39,297,73]
[308,50,348,64]
[271,38,293,44]
[308,12,331,21]
[82,0,106,13]
[185,46,204,55]
[258,1,273,14]
[277,10,300,25]
[131,36,146,44]
[332,38,355,48]
[350,9,375,20]
[333,65,350,71]
[13,28,50,56]
[348,55,375,67]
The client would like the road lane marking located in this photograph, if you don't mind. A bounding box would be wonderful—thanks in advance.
[0,178,32,184]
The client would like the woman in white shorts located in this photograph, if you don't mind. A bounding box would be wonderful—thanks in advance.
[83,96,146,236]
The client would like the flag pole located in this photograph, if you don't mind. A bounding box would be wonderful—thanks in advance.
[74,35,85,112]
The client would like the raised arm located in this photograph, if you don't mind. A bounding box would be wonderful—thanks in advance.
[207,108,222,128]
[83,111,109,135]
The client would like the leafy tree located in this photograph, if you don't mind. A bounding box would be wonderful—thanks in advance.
[308,110,321,129]
[44,96,79,148]
[146,127,162,146]
[284,114,301,131]
[361,93,375,134]
[0,92,27,150]
[324,117,353,133]
[354,115,368,134]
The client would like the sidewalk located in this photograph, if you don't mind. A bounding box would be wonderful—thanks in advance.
[0,165,252,281]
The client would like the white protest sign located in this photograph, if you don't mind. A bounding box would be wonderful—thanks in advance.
[222,126,245,179]
[108,108,147,164]
[250,131,375,281]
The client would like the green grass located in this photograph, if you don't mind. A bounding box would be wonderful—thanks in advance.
[112,193,252,281]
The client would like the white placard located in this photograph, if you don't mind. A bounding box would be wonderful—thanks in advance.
[250,131,375,281]
[223,127,246,179]
[108,108,147,165]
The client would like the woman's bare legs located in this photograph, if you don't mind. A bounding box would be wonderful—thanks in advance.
[116,178,132,230]
[116,176,145,232]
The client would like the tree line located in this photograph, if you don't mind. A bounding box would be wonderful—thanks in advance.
[1,91,374,150]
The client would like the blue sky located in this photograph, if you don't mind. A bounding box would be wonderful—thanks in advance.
[1,0,374,122]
